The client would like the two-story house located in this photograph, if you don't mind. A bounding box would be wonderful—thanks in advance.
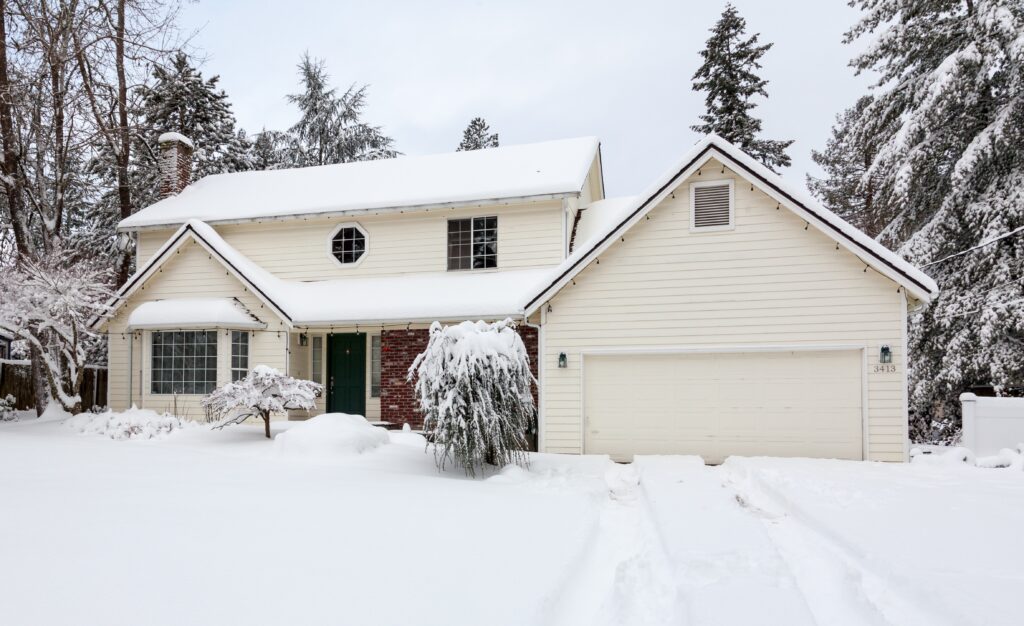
[98,132,937,462]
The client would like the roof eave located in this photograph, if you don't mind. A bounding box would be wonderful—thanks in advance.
[117,191,581,233]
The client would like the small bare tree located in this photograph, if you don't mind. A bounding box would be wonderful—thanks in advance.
[202,365,322,439]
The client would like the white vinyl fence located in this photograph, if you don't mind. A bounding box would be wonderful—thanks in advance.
[960,393,1024,456]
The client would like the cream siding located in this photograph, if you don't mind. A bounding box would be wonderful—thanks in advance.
[136,229,176,264]
[105,239,289,419]
[539,160,908,462]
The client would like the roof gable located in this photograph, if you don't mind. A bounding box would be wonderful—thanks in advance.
[119,137,601,231]
[524,135,939,313]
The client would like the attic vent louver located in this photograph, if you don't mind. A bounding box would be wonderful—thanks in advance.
[691,180,733,231]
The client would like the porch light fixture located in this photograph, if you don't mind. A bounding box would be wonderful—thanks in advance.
[299,333,309,346]
[880,344,892,364]
[558,352,568,369]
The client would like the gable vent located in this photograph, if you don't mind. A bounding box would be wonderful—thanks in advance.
[691,182,733,230]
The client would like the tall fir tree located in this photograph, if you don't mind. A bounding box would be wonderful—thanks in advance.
[286,54,397,166]
[807,96,895,237]
[842,0,1024,437]
[692,3,793,171]
[457,117,499,151]
[123,52,251,210]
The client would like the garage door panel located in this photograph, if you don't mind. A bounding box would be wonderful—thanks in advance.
[584,350,863,463]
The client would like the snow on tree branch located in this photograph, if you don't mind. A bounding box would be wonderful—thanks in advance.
[408,319,536,477]
[202,365,322,439]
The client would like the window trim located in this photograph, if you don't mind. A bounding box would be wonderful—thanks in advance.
[446,215,498,271]
[327,222,369,268]
[149,330,219,396]
[689,179,735,233]
[230,330,249,382]
[370,334,381,398]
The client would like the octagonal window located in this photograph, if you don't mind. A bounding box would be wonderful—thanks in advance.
[331,225,366,264]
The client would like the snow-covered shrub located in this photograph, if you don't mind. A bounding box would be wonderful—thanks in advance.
[0,245,114,413]
[273,413,388,459]
[408,319,536,476]
[65,407,195,440]
[0,394,16,422]
[202,365,322,439]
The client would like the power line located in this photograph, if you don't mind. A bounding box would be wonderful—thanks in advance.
[922,225,1024,268]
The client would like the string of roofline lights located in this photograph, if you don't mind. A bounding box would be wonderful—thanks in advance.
[106,321,448,340]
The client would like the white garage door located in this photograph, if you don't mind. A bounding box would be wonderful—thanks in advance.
[584,350,863,463]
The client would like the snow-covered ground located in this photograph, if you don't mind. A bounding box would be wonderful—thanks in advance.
[1,413,1021,626]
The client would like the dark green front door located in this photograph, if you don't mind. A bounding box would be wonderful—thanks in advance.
[327,333,366,416]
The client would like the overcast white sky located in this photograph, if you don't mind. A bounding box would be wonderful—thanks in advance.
[178,0,874,197]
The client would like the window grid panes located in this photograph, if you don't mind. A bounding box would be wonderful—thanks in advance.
[151,331,218,395]
[370,335,381,397]
[231,331,249,382]
[311,336,323,384]
[331,226,366,264]
[447,216,497,270]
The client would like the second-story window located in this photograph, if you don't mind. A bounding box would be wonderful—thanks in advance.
[447,216,497,270]
[331,225,367,264]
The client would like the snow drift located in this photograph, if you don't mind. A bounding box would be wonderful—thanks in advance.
[65,407,196,440]
[272,413,389,458]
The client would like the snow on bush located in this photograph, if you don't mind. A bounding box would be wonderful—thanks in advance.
[273,413,388,459]
[0,395,16,422]
[202,365,322,439]
[65,407,195,440]
[408,319,536,477]
[910,444,1024,471]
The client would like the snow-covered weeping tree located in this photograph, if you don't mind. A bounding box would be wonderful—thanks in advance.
[691,3,793,171]
[202,365,322,439]
[408,320,536,476]
[841,0,1024,438]
[0,245,114,414]
[456,117,499,151]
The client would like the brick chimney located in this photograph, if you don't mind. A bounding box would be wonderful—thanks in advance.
[158,132,194,198]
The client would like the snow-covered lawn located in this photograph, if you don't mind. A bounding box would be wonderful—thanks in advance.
[1,414,1021,626]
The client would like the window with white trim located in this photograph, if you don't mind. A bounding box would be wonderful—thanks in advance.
[231,331,249,382]
[370,335,381,397]
[447,216,497,270]
[690,180,734,231]
[151,331,217,395]
[311,336,323,384]
[331,225,367,264]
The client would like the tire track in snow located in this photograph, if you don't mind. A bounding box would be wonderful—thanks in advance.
[539,465,681,626]
[723,464,968,626]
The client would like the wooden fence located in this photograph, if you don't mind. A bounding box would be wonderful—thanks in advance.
[0,360,107,410]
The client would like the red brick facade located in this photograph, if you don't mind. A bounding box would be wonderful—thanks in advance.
[380,324,539,429]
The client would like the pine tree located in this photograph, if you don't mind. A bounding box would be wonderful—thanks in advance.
[286,54,397,166]
[807,96,895,237]
[691,3,793,171]
[842,0,1024,437]
[249,128,294,171]
[457,117,499,151]
[110,52,251,210]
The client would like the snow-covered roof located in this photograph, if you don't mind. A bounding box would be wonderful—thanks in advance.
[526,134,940,312]
[118,137,601,230]
[571,196,638,253]
[126,298,266,330]
[100,220,550,328]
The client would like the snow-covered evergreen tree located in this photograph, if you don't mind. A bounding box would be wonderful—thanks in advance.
[127,52,252,209]
[286,54,397,166]
[0,244,114,414]
[249,128,294,171]
[408,320,536,476]
[692,3,793,171]
[203,365,322,439]
[807,96,895,237]
[842,0,1024,436]
[456,117,499,151]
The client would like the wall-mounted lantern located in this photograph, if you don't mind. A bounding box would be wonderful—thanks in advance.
[880,344,892,364]
[299,333,309,347]
[558,352,568,369]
